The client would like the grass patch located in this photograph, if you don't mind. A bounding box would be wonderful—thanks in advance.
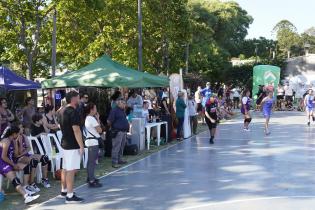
[1,124,208,210]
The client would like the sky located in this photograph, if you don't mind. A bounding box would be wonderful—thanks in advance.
[235,0,315,39]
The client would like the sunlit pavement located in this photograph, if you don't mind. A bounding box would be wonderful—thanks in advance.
[30,111,315,210]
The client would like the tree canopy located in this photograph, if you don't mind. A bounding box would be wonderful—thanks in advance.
[0,0,253,83]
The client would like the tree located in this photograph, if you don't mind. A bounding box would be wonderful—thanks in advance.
[272,20,300,58]
[0,0,53,79]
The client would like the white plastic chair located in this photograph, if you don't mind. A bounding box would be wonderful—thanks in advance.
[40,134,61,178]
[28,136,44,183]
[56,130,62,143]
[0,174,3,192]
[47,133,63,171]
[49,130,88,168]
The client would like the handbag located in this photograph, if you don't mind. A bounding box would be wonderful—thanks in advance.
[83,127,104,149]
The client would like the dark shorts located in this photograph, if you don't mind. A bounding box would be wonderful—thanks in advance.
[205,117,217,129]
[285,96,293,102]
[197,103,203,112]
[233,97,240,103]
[277,95,284,100]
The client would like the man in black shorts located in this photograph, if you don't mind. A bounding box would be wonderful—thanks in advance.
[205,96,218,144]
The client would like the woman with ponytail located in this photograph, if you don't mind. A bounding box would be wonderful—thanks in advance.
[0,126,40,204]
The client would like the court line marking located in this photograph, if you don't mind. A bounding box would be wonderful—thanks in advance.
[176,195,315,210]
[28,130,207,210]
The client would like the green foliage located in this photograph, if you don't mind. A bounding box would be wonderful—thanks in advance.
[0,0,253,83]
[272,20,301,57]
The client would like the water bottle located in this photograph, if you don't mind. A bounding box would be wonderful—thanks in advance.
[0,191,5,203]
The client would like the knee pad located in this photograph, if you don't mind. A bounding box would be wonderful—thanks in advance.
[244,118,252,123]
[12,177,21,188]
[30,158,39,168]
[23,164,31,175]
[40,155,49,166]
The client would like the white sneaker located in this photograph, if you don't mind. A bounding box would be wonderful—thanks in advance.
[41,179,51,188]
[31,183,41,192]
[24,186,36,195]
[24,194,40,204]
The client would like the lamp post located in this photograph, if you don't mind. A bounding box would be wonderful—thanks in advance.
[138,0,143,71]
[51,7,57,77]
[182,43,189,74]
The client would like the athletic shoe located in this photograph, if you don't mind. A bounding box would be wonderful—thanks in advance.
[24,194,40,204]
[86,178,100,183]
[24,186,36,195]
[60,192,67,198]
[41,179,51,188]
[65,194,84,204]
[31,183,41,192]
[112,164,120,168]
[118,160,128,165]
[88,180,103,188]
[209,139,214,144]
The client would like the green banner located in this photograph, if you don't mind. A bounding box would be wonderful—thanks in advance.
[252,65,281,100]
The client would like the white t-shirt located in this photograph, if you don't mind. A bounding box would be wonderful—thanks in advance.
[195,91,202,103]
[144,100,153,110]
[188,99,197,116]
[142,109,149,122]
[84,116,100,147]
[232,88,240,98]
[242,97,248,105]
[284,85,293,96]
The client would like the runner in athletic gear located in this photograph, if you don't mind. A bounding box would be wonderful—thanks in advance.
[304,89,315,126]
[205,96,218,144]
[241,89,252,131]
[0,126,40,204]
[261,91,275,135]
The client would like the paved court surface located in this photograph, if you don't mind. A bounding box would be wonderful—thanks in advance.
[31,111,315,210]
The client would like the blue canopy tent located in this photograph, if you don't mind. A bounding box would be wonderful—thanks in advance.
[0,66,40,91]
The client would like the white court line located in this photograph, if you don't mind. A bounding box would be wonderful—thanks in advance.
[28,130,208,210]
[176,195,315,210]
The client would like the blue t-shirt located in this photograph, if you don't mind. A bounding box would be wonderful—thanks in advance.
[201,88,212,107]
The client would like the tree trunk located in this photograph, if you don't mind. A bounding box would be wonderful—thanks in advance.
[51,8,57,77]
[287,50,291,59]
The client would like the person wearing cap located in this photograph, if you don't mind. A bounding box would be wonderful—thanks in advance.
[107,98,129,168]
[176,91,187,141]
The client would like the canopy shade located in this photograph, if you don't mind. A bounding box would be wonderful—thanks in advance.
[0,66,41,91]
[41,55,169,89]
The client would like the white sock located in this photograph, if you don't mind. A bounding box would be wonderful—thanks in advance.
[67,192,73,198]
[62,188,67,193]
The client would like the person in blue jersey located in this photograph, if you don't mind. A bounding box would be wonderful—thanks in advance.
[260,91,275,135]
[241,89,252,131]
[304,89,315,126]
[201,82,212,107]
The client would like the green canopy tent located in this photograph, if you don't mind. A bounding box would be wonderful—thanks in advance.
[41,55,169,89]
